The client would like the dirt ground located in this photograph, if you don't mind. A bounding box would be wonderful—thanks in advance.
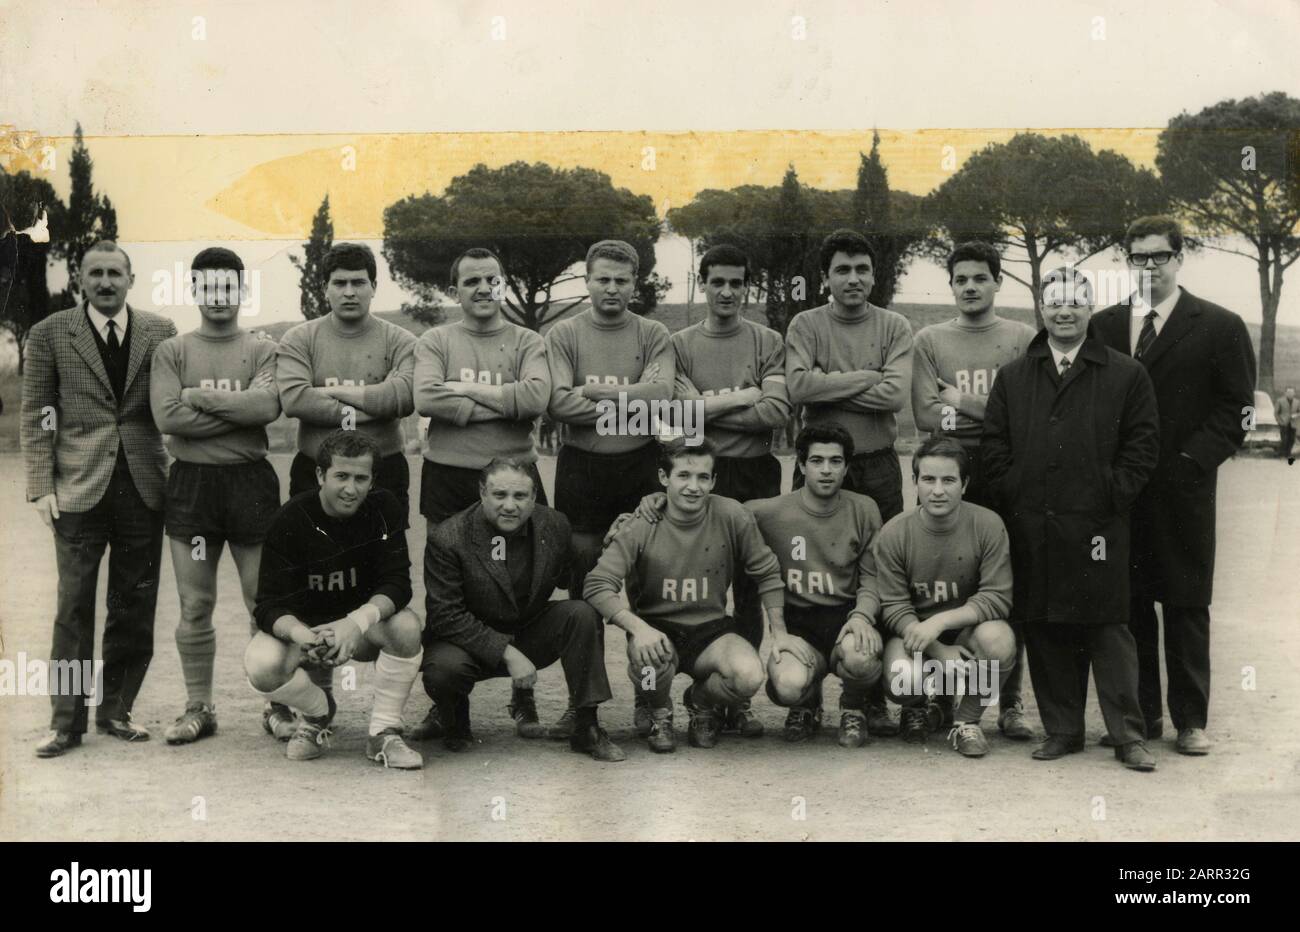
[1,452,1298,841]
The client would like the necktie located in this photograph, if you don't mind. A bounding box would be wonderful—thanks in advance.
[105,318,120,354]
[1135,309,1157,359]
[1059,356,1072,377]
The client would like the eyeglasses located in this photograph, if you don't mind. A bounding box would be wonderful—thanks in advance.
[1126,251,1178,268]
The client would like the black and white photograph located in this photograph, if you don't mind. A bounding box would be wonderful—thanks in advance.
[0,0,1296,907]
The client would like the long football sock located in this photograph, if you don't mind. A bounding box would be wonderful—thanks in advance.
[176,625,217,706]
[254,668,329,719]
[369,650,422,736]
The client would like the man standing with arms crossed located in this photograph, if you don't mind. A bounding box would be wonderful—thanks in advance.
[276,242,417,730]
[1091,216,1256,756]
[911,242,1036,741]
[547,239,674,736]
[671,243,790,738]
[786,228,913,737]
[23,241,177,756]
[150,247,281,744]
[411,246,551,741]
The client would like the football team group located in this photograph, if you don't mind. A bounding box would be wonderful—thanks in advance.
[21,215,1256,776]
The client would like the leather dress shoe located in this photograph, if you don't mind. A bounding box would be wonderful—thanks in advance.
[1101,723,1161,747]
[1176,727,1211,755]
[36,731,82,758]
[570,723,626,762]
[1115,740,1157,771]
[1032,734,1085,760]
[97,718,150,741]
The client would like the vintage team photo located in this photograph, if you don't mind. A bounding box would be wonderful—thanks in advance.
[1,1,1297,853]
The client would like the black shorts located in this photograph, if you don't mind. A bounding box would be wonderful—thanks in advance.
[783,604,851,667]
[711,453,782,503]
[654,616,739,678]
[420,459,548,525]
[554,443,660,533]
[794,445,903,523]
[289,450,411,517]
[165,458,281,546]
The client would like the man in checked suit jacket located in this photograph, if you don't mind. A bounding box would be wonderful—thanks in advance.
[1090,216,1256,757]
[417,457,625,762]
[21,241,178,757]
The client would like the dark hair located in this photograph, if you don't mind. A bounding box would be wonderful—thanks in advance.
[946,241,1001,282]
[585,239,640,275]
[1124,215,1184,254]
[450,247,505,286]
[657,435,716,474]
[819,228,876,275]
[1041,265,1094,306]
[912,436,969,483]
[322,242,377,286]
[479,457,536,492]
[698,244,750,283]
[794,425,855,465]
[191,246,244,275]
[316,430,382,473]
[84,239,132,273]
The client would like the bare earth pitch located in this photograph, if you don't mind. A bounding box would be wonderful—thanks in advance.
[1,453,1297,841]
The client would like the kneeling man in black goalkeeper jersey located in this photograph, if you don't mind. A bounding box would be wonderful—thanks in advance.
[585,437,786,753]
[874,437,1017,758]
[245,431,424,769]
[629,425,885,748]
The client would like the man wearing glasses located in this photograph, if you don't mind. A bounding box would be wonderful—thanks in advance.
[1090,216,1256,757]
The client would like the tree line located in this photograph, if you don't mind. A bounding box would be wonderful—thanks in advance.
[3,92,1297,389]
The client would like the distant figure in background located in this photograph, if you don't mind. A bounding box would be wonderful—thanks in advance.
[22,241,178,757]
[1276,387,1298,462]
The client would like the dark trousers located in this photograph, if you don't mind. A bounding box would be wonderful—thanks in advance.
[1130,597,1211,732]
[49,457,164,733]
[1025,623,1145,745]
[794,446,903,523]
[713,453,783,650]
[1280,425,1296,459]
[421,600,612,708]
[289,450,411,516]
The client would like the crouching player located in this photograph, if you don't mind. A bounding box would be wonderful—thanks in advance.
[630,425,884,747]
[751,426,884,746]
[245,431,424,768]
[584,437,786,752]
[874,437,1016,757]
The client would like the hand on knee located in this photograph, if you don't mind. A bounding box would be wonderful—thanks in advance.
[836,649,882,684]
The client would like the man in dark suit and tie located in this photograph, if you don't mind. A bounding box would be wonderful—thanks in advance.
[416,458,625,762]
[22,241,178,756]
[1090,216,1256,756]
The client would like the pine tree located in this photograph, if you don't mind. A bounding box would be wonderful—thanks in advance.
[60,123,118,287]
[289,195,334,319]
[853,130,903,307]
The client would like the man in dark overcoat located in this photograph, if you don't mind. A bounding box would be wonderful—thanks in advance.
[1090,216,1256,756]
[983,267,1161,771]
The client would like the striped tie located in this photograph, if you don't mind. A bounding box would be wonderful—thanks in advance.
[1135,310,1158,360]
[1059,356,1072,377]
